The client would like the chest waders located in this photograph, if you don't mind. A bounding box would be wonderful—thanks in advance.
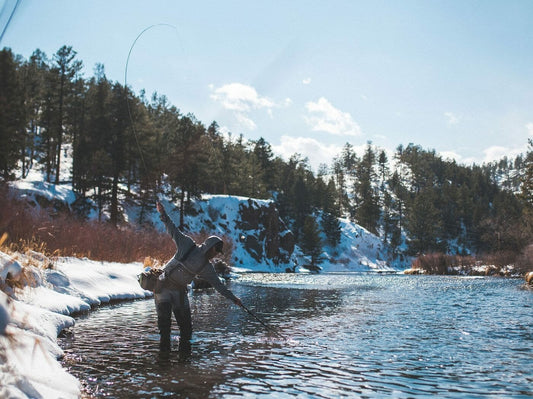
[156,288,191,352]
[155,246,197,353]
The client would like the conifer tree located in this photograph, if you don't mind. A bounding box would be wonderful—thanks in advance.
[406,189,444,254]
[521,139,533,207]
[204,121,226,194]
[20,49,48,178]
[354,143,380,234]
[252,137,275,191]
[321,177,341,247]
[81,66,112,219]
[165,113,206,227]
[301,215,323,271]
[0,48,25,180]
[51,45,82,183]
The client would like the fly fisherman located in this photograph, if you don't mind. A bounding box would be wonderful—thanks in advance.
[155,201,242,353]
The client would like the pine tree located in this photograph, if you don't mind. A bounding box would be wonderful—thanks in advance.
[251,137,274,192]
[108,83,131,225]
[0,49,25,180]
[20,49,48,178]
[354,143,380,234]
[51,45,82,183]
[321,178,341,247]
[301,215,323,272]
[165,113,206,227]
[406,190,444,254]
[83,67,112,220]
[522,139,533,207]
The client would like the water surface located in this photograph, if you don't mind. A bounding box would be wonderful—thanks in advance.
[60,274,533,398]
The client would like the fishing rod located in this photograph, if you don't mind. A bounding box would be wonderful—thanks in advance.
[0,0,22,45]
[240,303,285,339]
[124,23,179,176]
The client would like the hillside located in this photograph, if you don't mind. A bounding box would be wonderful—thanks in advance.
[8,168,403,273]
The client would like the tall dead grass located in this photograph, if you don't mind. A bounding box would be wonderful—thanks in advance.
[411,250,528,276]
[0,185,232,264]
[411,253,474,275]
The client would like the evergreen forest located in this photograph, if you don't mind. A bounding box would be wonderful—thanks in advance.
[2,46,533,263]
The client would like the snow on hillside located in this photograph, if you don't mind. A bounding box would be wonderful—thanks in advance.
[322,217,398,272]
[9,163,404,272]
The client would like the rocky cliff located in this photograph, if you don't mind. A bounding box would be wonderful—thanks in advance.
[173,195,296,272]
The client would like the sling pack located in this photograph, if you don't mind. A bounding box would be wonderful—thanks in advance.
[138,244,196,292]
[137,267,163,291]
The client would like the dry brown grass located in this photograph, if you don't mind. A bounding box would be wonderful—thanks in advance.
[410,250,529,276]
[0,186,232,265]
[411,253,481,275]
[515,244,533,274]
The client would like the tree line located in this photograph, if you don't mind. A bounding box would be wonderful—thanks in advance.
[1,46,532,265]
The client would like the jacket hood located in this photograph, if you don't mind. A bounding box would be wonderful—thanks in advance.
[202,235,224,254]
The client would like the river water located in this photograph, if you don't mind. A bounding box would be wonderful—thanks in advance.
[60,273,533,398]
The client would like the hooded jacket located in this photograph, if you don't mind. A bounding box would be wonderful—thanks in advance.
[157,209,238,303]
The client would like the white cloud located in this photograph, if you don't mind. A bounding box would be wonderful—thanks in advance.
[438,144,526,165]
[210,83,274,112]
[444,112,459,125]
[304,97,361,136]
[527,122,533,136]
[271,135,342,171]
[482,145,525,163]
[235,113,257,130]
[439,150,462,162]
[210,83,290,131]
[302,77,311,85]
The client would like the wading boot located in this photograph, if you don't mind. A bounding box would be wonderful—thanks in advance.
[159,332,171,352]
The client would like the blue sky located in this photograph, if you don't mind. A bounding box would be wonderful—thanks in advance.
[2,0,533,171]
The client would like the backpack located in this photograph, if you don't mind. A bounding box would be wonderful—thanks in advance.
[138,267,163,292]
[138,244,196,292]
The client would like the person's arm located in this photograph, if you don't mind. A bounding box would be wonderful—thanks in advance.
[201,264,242,306]
[156,201,195,257]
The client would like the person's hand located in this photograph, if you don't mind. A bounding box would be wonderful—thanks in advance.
[234,297,243,307]
[156,201,163,214]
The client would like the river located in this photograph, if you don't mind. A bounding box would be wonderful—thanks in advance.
[59,273,533,398]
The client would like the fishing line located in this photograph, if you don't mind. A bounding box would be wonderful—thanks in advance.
[241,304,286,340]
[124,23,180,175]
[0,0,22,44]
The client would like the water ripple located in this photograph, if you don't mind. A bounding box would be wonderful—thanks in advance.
[60,275,533,398]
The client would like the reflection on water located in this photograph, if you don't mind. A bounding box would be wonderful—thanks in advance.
[60,274,533,398]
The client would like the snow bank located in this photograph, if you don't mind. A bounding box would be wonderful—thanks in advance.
[0,251,152,399]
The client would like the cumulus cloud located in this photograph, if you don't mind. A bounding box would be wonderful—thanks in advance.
[235,113,257,130]
[439,150,462,162]
[444,112,459,125]
[210,83,274,112]
[271,135,342,171]
[527,122,533,136]
[210,83,289,131]
[482,145,525,163]
[304,97,361,136]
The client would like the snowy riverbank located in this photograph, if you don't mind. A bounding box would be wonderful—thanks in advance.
[0,251,151,398]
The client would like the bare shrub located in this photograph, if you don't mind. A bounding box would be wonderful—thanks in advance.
[478,251,518,269]
[1,189,233,265]
[411,253,477,275]
[515,244,533,275]
[411,253,452,274]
